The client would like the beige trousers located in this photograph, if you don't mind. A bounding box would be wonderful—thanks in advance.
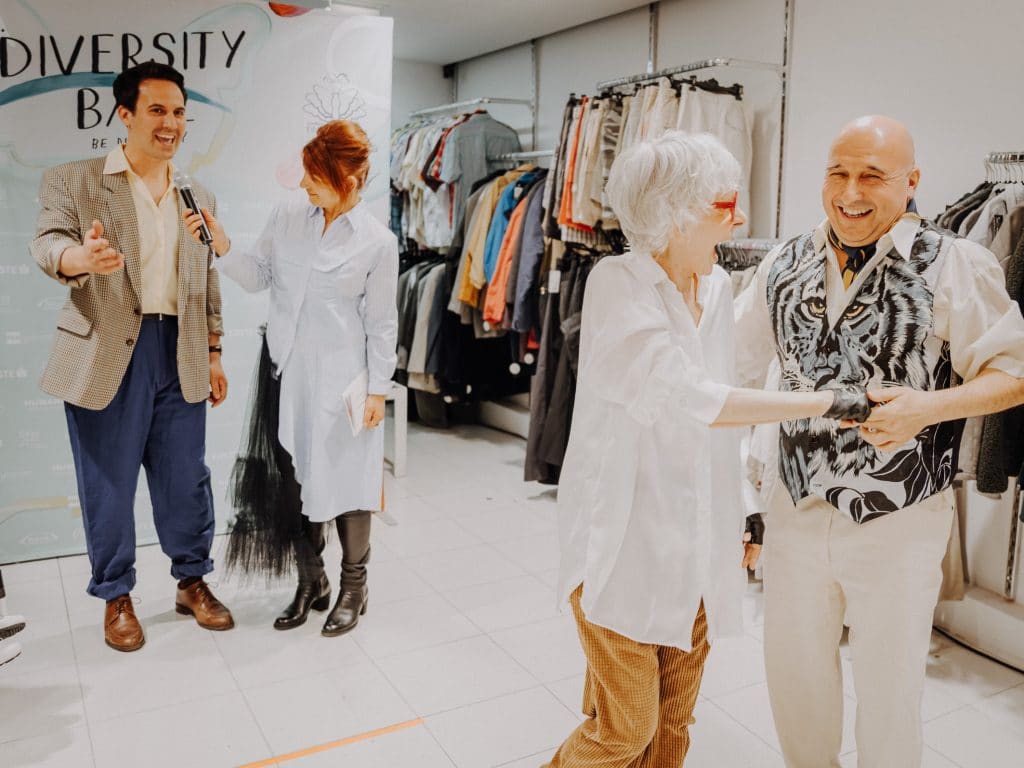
[545,585,711,768]
[763,485,954,768]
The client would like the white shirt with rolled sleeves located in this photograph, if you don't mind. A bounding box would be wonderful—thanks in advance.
[215,199,398,521]
[556,251,753,651]
[733,214,1024,499]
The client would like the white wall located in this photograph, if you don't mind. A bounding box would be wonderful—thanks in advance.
[656,0,786,237]
[391,58,451,131]
[422,1,787,236]
[455,44,535,147]
[782,0,1024,234]
[398,0,1024,239]
[535,8,651,151]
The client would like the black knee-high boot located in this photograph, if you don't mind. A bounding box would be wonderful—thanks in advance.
[274,518,331,630]
[322,511,370,637]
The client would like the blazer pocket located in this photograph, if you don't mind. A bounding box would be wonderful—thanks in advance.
[56,305,94,338]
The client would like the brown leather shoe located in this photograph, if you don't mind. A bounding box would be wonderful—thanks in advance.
[105,595,145,652]
[175,579,234,631]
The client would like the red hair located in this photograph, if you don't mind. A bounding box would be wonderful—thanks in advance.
[302,120,371,197]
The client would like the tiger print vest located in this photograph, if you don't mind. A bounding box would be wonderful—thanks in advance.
[766,220,965,523]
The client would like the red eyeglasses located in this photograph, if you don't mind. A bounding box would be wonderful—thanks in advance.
[712,191,739,220]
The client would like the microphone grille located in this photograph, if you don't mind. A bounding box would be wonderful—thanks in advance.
[172,170,191,188]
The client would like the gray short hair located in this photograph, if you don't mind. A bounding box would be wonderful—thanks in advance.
[606,131,741,254]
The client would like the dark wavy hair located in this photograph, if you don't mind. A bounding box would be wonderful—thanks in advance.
[113,61,187,112]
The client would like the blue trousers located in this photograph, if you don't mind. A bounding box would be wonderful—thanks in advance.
[65,317,215,600]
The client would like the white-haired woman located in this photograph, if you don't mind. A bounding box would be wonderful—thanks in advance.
[545,132,872,767]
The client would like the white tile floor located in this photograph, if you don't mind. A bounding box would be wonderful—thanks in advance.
[1,422,1023,768]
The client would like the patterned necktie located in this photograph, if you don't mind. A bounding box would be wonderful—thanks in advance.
[827,227,877,289]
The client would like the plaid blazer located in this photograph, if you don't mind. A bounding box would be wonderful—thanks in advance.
[30,157,223,410]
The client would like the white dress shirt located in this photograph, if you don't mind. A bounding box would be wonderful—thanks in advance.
[215,199,398,520]
[103,147,179,315]
[557,252,752,650]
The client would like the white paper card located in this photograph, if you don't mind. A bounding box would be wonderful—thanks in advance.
[547,269,561,294]
[343,369,369,437]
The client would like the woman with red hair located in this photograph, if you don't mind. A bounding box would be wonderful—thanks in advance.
[184,120,398,636]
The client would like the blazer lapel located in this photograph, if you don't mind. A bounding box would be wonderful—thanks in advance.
[102,172,143,301]
[175,195,195,310]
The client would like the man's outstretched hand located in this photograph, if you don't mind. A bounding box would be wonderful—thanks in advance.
[840,386,933,451]
[59,220,125,277]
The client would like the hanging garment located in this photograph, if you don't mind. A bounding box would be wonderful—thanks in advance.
[676,87,752,238]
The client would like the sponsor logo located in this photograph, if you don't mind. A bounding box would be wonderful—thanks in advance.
[224,327,259,338]
[18,429,41,447]
[37,296,65,311]
[19,532,59,547]
[23,397,61,409]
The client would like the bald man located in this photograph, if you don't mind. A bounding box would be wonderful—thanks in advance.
[735,116,1024,767]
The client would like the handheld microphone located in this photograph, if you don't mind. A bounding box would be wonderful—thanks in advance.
[173,171,213,246]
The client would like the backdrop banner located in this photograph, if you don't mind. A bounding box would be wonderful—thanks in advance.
[0,1,392,563]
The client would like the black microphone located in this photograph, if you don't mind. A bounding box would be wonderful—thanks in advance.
[173,171,213,246]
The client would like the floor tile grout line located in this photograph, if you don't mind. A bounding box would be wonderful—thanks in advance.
[416,683,570,767]
[60,557,101,768]
[209,608,281,761]
[704,677,776,703]
[355,637,461,767]
[362,527,573,767]
[354,599,574,666]
[494,749,557,768]
[398,553,555,594]
[702,695,786,757]
[542,679,585,721]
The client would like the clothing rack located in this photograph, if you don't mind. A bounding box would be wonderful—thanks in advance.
[409,97,533,118]
[985,151,1024,184]
[983,151,1024,597]
[715,238,778,271]
[595,57,781,93]
[490,150,554,162]
[596,56,786,237]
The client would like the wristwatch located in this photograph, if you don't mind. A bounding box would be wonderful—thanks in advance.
[209,345,223,354]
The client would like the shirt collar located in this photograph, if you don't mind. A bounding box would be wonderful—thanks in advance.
[625,251,715,308]
[309,199,365,233]
[102,146,176,183]
[625,251,670,286]
[813,212,921,263]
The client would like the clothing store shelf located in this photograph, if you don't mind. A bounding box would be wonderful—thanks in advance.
[410,97,533,118]
[479,397,531,440]
[595,57,782,92]
[935,585,1024,673]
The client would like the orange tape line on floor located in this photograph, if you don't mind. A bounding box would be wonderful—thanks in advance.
[237,717,425,768]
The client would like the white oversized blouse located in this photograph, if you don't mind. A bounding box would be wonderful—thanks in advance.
[556,251,751,650]
[215,199,398,520]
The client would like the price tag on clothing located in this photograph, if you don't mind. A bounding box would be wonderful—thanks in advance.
[547,269,561,294]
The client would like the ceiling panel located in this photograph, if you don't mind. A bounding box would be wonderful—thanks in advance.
[281,0,652,63]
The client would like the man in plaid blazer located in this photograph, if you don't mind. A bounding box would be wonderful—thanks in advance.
[30,62,234,652]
